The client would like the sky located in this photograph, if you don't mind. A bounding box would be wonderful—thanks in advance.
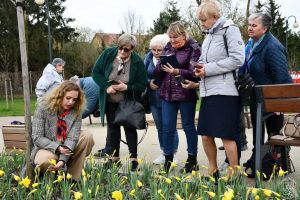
[63,0,300,34]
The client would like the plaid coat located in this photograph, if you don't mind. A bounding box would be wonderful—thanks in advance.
[30,105,82,163]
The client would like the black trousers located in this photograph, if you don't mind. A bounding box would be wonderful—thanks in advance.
[105,101,138,158]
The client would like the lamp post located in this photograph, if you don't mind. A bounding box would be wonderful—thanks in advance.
[285,15,299,53]
[35,0,52,62]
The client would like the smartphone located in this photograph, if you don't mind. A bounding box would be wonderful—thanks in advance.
[175,75,186,84]
[190,60,203,69]
[107,80,119,85]
[60,145,73,153]
[153,79,161,86]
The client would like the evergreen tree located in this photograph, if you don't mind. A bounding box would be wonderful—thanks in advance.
[150,0,182,35]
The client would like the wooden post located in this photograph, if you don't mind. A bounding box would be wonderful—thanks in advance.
[5,79,8,109]
[16,0,33,178]
[9,79,14,107]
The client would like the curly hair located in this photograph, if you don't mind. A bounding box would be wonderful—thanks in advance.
[42,81,86,115]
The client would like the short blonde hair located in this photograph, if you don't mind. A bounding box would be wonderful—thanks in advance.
[118,33,137,49]
[167,21,188,39]
[42,81,86,115]
[149,34,169,49]
[197,0,221,19]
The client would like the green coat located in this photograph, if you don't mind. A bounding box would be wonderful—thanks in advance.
[92,47,147,126]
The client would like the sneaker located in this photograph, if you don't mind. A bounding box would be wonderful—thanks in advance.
[153,154,165,165]
[241,144,248,151]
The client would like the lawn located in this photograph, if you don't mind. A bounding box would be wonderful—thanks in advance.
[0,96,37,116]
[0,150,299,199]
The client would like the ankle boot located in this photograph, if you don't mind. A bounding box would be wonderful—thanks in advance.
[164,155,174,172]
[181,154,199,173]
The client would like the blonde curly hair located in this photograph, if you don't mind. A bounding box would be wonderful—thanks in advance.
[42,81,86,115]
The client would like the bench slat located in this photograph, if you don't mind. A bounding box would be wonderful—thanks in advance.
[264,99,300,112]
[266,138,300,146]
[259,84,300,98]
[3,133,26,142]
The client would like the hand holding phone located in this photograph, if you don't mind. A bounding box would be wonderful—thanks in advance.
[190,61,203,69]
[175,75,187,84]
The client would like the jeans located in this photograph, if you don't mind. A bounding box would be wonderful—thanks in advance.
[150,104,179,152]
[161,100,198,155]
[106,101,137,158]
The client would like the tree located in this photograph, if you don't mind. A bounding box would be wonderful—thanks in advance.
[150,0,182,35]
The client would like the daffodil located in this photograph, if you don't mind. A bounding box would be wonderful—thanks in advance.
[138,158,143,165]
[173,176,181,181]
[220,176,228,182]
[273,191,281,198]
[112,190,123,200]
[255,195,260,200]
[82,169,86,176]
[165,178,172,184]
[0,169,4,177]
[90,156,95,165]
[201,185,208,189]
[20,176,31,188]
[136,180,143,187]
[74,191,83,200]
[251,188,258,195]
[158,189,165,200]
[201,165,208,169]
[88,189,92,194]
[129,189,136,196]
[48,159,57,166]
[14,174,20,181]
[205,191,216,198]
[174,193,184,200]
[222,188,234,200]
[32,182,39,188]
[262,189,272,197]
[66,173,72,180]
[235,165,241,171]
[53,175,64,183]
[278,167,288,177]
[191,170,196,176]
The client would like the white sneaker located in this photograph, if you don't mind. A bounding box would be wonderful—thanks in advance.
[153,154,165,165]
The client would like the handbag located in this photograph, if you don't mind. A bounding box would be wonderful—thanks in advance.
[113,99,147,130]
[235,74,255,106]
[281,114,300,138]
[140,88,151,114]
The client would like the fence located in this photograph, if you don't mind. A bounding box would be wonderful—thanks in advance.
[0,71,41,96]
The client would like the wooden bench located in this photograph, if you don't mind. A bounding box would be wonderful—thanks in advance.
[254,83,300,186]
[2,125,27,150]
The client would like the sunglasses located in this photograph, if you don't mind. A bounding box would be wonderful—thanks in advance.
[118,46,131,53]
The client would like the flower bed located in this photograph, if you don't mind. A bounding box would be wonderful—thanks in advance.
[0,149,299,199]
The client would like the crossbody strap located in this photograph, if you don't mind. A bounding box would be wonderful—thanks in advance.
[223,26,237,80]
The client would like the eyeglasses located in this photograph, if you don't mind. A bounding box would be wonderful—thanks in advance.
[118,46,131,53]
[151,49,163,52]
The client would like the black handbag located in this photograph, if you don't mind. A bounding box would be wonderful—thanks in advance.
[113,99,147,130]
[235,74,255,106]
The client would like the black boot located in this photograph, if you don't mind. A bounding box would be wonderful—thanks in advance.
[181,154,199,173]
[164,155,174,173]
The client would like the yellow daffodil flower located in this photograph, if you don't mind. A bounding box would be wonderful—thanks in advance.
[20,176,31,188]
[136,180,143,187]
[82,169,86,176]
[129,189,135,196]
[201,185,208,189]
[53,175,64,183]
[255,195,260,200]
[262,189,272,197]
[88,189,92,194]
[66,173,72,180]
[205,191,216,198]
[191,170,196,176]
[201,165,208,169]
[174,193,184,200]
[14,175,20,181]
[235,165,241,171]
[138,158,143,165]
[273,192,281,197]
[278,167,288,177]
[251,188,258,195]
[48,159,57,166]
[112,190,123,200]
[174,176,181,181]
[74,191,83,200]
[222,188,234,200]
[0,169,4,177]
[165,178,172,184]
[32,183,39,188]
[220,176,228,182]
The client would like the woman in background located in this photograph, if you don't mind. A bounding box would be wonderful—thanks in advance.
[144,34,179,165]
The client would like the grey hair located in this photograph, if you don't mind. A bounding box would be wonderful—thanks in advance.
[118,33,137,49]
[149,34,169,49]
[249,13,272,31]
[52,58,66,67]
[69,75,79,84]
[167,21,189,39]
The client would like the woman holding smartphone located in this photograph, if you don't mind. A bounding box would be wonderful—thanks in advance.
[154,21,201,173]
[31,81,94,181]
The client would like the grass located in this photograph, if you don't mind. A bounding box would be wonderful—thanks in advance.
[0,96,37,116]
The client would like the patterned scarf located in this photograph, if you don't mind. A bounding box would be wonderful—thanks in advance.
[56,109,71,143]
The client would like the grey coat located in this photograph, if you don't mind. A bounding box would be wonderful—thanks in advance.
[199,17,245,97]
[30,104,82,163]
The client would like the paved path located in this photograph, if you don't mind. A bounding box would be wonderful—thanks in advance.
[1,115,299,182]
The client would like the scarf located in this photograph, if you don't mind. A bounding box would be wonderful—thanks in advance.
[56,109,71,143]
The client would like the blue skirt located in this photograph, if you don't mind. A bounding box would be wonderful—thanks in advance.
[197,95,240,140]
